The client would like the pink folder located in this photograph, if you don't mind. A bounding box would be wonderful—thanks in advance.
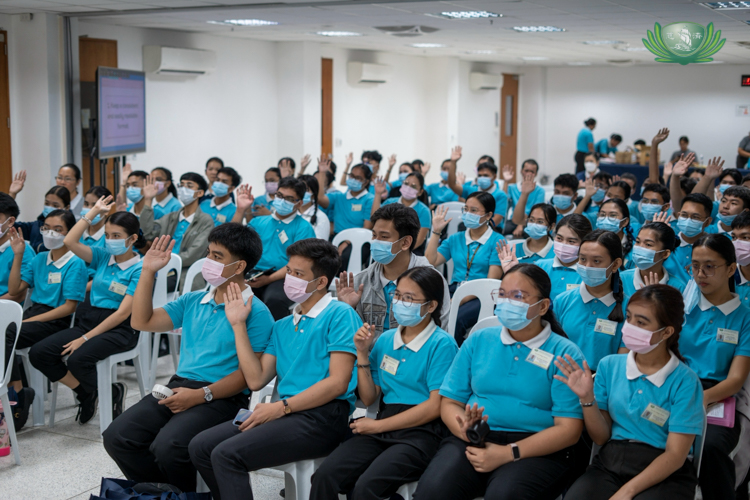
[707,396,736,428]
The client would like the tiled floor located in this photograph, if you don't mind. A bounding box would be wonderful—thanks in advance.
[0,357,284,500]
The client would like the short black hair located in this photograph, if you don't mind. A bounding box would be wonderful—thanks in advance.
[642,183,671,204]
[180,172,208,192]
[477,162,498,176]
[680,177,698,195]
[522,159,539,173]
[217,166,241,188]
[278,176,306,201]
[634,139,646,147]
[286,238,341,286]
[554,173,579,192]
[45,209,76,231]
[720,168,743,186]
[86,185,112,199]
[208,222,262,271]
[371,203,420,251]
[206,157,224,168]
[732,210,750,230]
[723,186,750,211]
[592,171,613,185]
[47,186,71,207]
[679,136,689,144]
[128,170,149,181]
[743,174,750,185]
[610,134,622,143]
[0,192,20,218]
[620,172,637,183]
[682,192,712,217]
[609,180,631,200]
[362,150,383,163]
[265,167,282,180]
[478,155,495,165]
[584,118,596,126]
[59,163,81,181]
[351,163,373,182]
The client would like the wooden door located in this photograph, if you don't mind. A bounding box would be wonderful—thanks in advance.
[0,31,11,191]
[79,37,117,192]
[500,74,519,180]
[321,58,333,157]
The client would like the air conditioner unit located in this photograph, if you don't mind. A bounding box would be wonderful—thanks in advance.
[142,46,217,75]
[469,72,502,91]
[347,62,392,84]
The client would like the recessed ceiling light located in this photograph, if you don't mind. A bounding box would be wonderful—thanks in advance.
[568,61,592,66]
[463,50,495,54]
[521,56,549,61]
[513,26,565,32]
[207,19,278,26]
[700,2,750,9]
[438,11,501,19]
[582,40,624,45]
[315,31,362,37]
[411,43,446,48]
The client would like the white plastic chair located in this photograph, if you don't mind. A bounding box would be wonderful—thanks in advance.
[180,257,208,297]
[447,279,502,336]
[332,228,372,275]
[0,300,24,464]
[436,202,465,281]
[148,254,182,388]
[468,316,500,336]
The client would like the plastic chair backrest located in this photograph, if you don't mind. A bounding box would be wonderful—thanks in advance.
[447,279,501,336]
[506,239,525,249]
[0,300,24,387]
[468,316,500,336]
[22,288,32,312]
[154,254,182,309]
[331,228,372,275]
[181,257,207,295]
[694,410,708,477]
[439,202,464,212]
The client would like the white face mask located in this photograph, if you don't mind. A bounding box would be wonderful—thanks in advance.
[41,230,66,250]
[177,186,197,205]
[584,162,597,172]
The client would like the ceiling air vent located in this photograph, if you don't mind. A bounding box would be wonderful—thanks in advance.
[374,25,439,37]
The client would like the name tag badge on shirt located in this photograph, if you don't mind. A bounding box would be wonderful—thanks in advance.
[641,403,670,427]
[594,319,618,336]
[717,328,739,345]
[566,284,578,290]
[352,204,362,212]
[279,230,289,244]
[48,272,62,285]
[380,354,400,376]
[217,214,226,223]
[525,348,554,370]
[109,281,127,296]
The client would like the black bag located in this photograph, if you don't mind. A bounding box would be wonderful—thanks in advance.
[89,478,210,500]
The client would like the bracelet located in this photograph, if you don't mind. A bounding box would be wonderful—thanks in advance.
[357,363,371,369]
[81,215,93,225]
[82,335,89,342]
[432,230,442,236]
[579,399,595,407]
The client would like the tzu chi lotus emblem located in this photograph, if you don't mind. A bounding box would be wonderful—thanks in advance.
[643,22,725,65]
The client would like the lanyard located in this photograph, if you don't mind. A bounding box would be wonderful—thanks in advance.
[465,242,482,281]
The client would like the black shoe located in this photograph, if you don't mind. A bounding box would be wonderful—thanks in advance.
[12,387,35,431]
[75,390,98,425]
[279,488,285,498]
[112,382,127,419]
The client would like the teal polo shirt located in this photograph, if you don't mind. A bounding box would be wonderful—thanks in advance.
[265,294,362,412]
[577,128,594,153]
[153,194,182,220]
[596,353,704,450]
[171,216,191,255]
[89,247,142,310]
[249,213,316,272]
[595,138,617,156]
[621,268,686,305]
[27,251,87,308]
[369,322,458,405]
[382,197,431,229]
[739,272,750,308]
[81,227,106,279]
[163,286,274,385]
[663,233,700,283]
[461,181,508,229]
[536,256,582,301]
[254,194,273,211]
[554,284,624,371]
[0,239,34,296]
[200,197,237,227]
[513,238,553,264]
[425,182,459,205]
[680,294,750,381]
[440,228,505,284]
[328,190,375,234]
[508,183,546,216]
[440,322,583,433]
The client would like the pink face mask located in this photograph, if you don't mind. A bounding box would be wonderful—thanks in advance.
[553,241,579,264]
[734,240,750,267]
[283,273,320,303]
[201,258,239,287]
[266,182,279,195]
[400,184,418,201]
[154,181,166,194]
[622,321,665,354]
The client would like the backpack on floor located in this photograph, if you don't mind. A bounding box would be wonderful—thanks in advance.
[89,478,211,500]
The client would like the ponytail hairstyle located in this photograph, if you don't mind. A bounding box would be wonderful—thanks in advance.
[581,229,625,322]
[466,191,496,229]
[529,203,557,231]
[502,263,567,337]
[628,284,685,361]
[598,198,633,265]
[47,186,71,209]
[397,266,445,328]
[556,213,593,241]
[299,174,320,226]
[152,167,178,197]
[45,209,76,232]
[693,234,737,293]
[106,212,147,250]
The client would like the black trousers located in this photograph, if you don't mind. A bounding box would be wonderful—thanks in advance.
[28,298,138,393]
[414,433,573,500]
[251,279,293,320]
[567,440,698,499]
[103,375,248,493]
[310,404,446,500]
[575,151,587,174]
[699,417,742,500]
[189,399,349,500]
[4,303,72,382]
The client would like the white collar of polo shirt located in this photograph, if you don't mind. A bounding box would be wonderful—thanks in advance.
[522,237,553,259]
[464,226,492,246]
[108,253,141,270]
[293,292,333,325]
[698,293,741,315]
[346,189,368,200]
[626,351,679,388]
[200,283,254,305]
[155,192,175,208]
[500,320,552,350]
[272,211,297,225]
[579,282,615,307]
[47,250,75,269]
[393,319,437,352]
[210,196,233,211]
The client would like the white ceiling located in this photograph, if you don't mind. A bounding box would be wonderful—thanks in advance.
[5,0,750,65]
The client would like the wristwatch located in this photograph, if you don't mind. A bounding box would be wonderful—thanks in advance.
[202,386,213,403]
[509,443,521,462]
[282,399,292,415]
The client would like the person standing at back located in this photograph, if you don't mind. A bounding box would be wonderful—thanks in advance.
[575,118,596,174]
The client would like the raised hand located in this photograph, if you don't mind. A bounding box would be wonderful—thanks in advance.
[705,156,724,179]
[345,152,354,169]
[662,161,674,179]
[652,127,670,145]
[456,172,466,186]
[554,354,594,402]
[8,227,25,255]
[224,281,253,327]
[142,175,159,200]
[584,177,596,198]
[122,163,132,182]
[451,146,463,163]
[300,154,311,172]
[612,174,621,183]
[672,153,694,178]
[235,184,254,211]
[455,403,487,442]
[92,195,115,216]
[642,271,659,287]
[374,177,387,197]
[496,240,518,274]
[115,191,128,212]
[335,271,364,308]
[8,170,26,197]
[502,164,514,182]
[354,323,376,353]
[432,205,452,233]
[652,211,670,224]
[279,159,293,178]
[143,235,175,273]
[318,156,331,174]
[520,172,535,194]
[388,154,397,169]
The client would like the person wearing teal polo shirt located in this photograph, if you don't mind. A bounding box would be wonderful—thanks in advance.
[621,222,686,303]
[0,193,35,301]
[679,235,750,500]
[634,183,672,226]
[385,161,413,191]
[554,230,628,371]
[594,199,635,269]
[249,167,280,219]
[550,173,580,224]
[150,167,182,220]
[594,133,621,158]
[509,203,555,264]
[560,284,704,499]
[414,264,584,500]
[536,214,592,300]
[311,266,458,499]
[30,200,145,425]
[189,239,361,500]
[80,186,111,252]
[200,166,240,227]
[576,169,613,228]
[103,226,274,493]
[504,160,546,238]
[425,159,460,207]
[373,173,431,251]
[706,185,750,237]
[575,118,596,174]
[732,212,750,307]
[450,161,508,232]
[663,193,713,283]
[120,168,157,218]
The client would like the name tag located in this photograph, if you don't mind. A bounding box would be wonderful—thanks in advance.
[525,348,554,370]
[380,354,400,376]
[216,214,226,223]
[279,230,289,244]
[595,319,618,336]
[48,272,62,284]
[717,328,739,345]
[641,403,670,427]
[352,204,362,212]
[566,283,578,290]
[109,281,127,296]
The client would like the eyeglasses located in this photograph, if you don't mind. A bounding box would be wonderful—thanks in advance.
[491,289,541,302]
[461,207,486,215]
[55,176,76,183]
[686,263,725,277]
[273,193,299,204]
[41,226,64,234]
[677,213,706,222]
[393,291,427,306]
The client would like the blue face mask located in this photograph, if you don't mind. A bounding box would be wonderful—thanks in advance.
[42,205,55,217]
[212,181,229,197]
[525,223,549,240]
[80,207,102,225]
[639,203,662,221]
[105,237,132,256]
[371,237,404,265]
[552,195,572,210]
[494,298,540,331]
[719,184,731,194]
[632,245,665,270]
[272,197,296,216]
[677,216,705,238]
[347,178,363,192]
[576,262,614,288]
[392,299,428,327]
[718,213,738,226]
[596,216,623,233]
[591,188,606,203]
[126,187,143,203]
[398,172,409,181]
[683,279,700,314]
[476,177,493,190]
[462,212,485,230]
[440,171,449,182]
[303,192,312,204]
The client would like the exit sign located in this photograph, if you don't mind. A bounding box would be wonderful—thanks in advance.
[743,75,750,87]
